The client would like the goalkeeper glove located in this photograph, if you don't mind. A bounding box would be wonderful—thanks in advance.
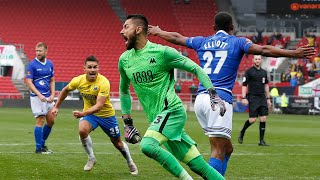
[208,88,226,117]
[123,117,141,144]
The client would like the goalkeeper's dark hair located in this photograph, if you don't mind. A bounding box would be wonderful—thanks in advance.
[126,14,148,35]
[84,55,99,65]
[214,12,233,32]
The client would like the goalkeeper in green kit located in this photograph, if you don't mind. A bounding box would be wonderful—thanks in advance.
[119,14,225,180]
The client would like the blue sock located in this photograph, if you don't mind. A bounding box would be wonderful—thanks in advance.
[208,157,223,174]
[42,124,52,147]
[222,155,230,176]
[34,126,43,151]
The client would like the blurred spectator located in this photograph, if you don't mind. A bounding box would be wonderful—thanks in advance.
[297,75,305,85]
[189,83,197,94]
[275,32,283,41]
[251,33,258,44]
[296,69,303,80]
[281,71,287,82]
[271,32,276,40]
[306,32,316,47]
[305,59,310,68]
[270,87,279,108]
[267,37,273,45]
[257,29,263,44]
[290,69,297,79]
[184,0,190,4]
[270,87,279,98]
[189,83,197,103]
[297,64,303,72]
[306,59,316,81]
[308,65,316,82]
[285,71,291,81]
[290,75,298,87]
[281,92,288,114]
[175,82,181,93]
[314,52,320,73]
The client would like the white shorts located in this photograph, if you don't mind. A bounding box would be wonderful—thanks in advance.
[30,96,55,117]
[194,93,233,139]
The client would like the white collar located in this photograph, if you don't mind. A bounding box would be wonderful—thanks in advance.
[35,58,47,65]
[215,30,229,35]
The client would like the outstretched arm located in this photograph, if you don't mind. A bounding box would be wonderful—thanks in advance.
[51,85,71,116]
[164,47,226,116]
[148,25,187,46]
[248,44,316,59]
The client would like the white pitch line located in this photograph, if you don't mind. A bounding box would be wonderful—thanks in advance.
[0,151,319,156]
[0,143,319,147]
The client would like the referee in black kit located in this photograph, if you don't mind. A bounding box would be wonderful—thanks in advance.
[238,55,271,146]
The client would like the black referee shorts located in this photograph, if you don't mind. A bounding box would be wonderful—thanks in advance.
[248,94,268,118]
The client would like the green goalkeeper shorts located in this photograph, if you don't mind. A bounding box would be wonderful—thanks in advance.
[144,107,199,162]
[147,107,196,145]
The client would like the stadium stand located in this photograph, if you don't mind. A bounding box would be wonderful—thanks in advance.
[0,77,22,99]
[0,0,318,101]
[0,0,123,91]
[119,0,220,94]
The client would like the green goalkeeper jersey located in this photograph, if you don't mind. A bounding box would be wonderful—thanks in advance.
[119,41,214,122]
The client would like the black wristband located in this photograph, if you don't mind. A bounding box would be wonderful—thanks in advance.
[267,97,271,100]
[242,97,246,99]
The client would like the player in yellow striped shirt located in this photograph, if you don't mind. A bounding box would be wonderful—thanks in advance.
[52,56,138,174]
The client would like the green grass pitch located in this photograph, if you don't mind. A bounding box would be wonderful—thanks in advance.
[0,107,319,179]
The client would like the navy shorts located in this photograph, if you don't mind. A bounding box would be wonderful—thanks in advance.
[80,115,120,138]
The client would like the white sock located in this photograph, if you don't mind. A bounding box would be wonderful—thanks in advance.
[179,169,193,180]
[80,135,95,160]
[119,141,133,163]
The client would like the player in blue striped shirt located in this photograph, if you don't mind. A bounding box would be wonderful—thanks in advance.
[26,42,56,154]
[149,12,315,176]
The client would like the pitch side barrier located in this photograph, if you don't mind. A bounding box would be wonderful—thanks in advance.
[270,95,320,115]
[1,94,319,115]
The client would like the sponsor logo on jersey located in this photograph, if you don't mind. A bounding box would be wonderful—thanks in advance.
[93,86,98,91]
[80,93,97,100]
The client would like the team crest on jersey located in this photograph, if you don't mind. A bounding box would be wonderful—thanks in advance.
[93,85,98,91]
[262,77,265,83]
[149,57,156,65]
